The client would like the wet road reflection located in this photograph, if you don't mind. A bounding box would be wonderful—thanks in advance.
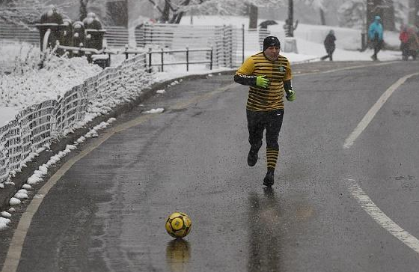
[166,239,191,272]
[248,187,282,272]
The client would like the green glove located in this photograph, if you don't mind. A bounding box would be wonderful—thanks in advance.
[256,76,270,88]
[286,90,296,101]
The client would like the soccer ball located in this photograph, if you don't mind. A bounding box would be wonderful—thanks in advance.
[165,212,192,238]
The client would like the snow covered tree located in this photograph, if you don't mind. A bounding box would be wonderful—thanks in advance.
[393,0,408,27]
[338,0,407,30]
[304,0,326,24]
[0,0,65,26]
[106,0,128,26]
[146,0,286,26]
[337,0,366,29]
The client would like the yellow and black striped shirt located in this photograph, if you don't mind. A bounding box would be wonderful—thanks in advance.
[236,52,292,111]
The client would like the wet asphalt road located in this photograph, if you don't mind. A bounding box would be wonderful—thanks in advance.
[1,61,419,272]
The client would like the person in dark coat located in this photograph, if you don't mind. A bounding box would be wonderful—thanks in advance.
[399,25,409,60]
[320,30,336,61]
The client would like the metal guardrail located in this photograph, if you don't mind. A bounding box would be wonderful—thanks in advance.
[56,44,213,72]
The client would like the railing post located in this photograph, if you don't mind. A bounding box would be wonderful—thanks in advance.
[210,47,213,70]
[148,47,152,73]
[144,53,147,71]
[186,47,189,72]
[161,48,164,72]
[103,47,111,67]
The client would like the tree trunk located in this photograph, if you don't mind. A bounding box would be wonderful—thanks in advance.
[161,0,171,23]
[382,0,395,31]
[286,0,294,37]
[248,4,258,29]
[171,0,190,24]
[79,0,88,21]
[319,8,326,25]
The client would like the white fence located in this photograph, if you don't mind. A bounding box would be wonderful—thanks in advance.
[0,23,38,44]
[0,54,152,185]
[135,24,236,67]
[135,24,270,67]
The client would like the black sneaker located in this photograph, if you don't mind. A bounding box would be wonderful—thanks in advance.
[247,148,258,167]
[263,170,275,187]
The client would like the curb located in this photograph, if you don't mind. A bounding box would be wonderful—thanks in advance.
[0,70,236,212]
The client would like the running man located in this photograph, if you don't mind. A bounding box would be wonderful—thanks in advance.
[233,36,295,187]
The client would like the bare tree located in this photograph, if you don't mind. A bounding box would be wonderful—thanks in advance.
[106,0,128,26]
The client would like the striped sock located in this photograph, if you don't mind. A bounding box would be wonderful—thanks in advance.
[266,147,279,170]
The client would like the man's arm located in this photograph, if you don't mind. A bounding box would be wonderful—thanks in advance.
[234,74,257,86]
[284,80,296,101]
[284,80,292,93]
[234,56,257,86]
[283,60,295,101]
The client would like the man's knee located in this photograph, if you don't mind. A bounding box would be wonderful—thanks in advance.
[249,139,262,149]
[265,138,279,150]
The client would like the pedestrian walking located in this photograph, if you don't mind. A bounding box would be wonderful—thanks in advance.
[233,36,295,187]
[406,27,419,60]
[320,30,336,61]
[399,25,409,60]
[368,15,384,61]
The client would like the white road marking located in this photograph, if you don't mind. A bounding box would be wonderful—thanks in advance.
[347,178,419,254]
[343,72,419,148]
[343,72,419,255]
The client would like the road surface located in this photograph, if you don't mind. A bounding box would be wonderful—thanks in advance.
[1,61,419,272]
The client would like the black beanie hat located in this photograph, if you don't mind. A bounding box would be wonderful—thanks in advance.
[263,36,280,51]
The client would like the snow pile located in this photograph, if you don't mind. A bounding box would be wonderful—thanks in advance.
[0,53,102,110]
[84,61,154,122]
[24,118,115,188]
[0,41,39,73]
[0,217,11,230]
[144,108,165,114]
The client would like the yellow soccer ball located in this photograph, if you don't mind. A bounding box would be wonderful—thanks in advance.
[165,212,192,238]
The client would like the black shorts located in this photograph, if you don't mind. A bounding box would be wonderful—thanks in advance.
[246,109,284,150]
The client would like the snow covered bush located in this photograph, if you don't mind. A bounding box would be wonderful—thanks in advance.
[0,48,102,109]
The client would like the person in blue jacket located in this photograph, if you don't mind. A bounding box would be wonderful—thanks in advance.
[368,15,384,61]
